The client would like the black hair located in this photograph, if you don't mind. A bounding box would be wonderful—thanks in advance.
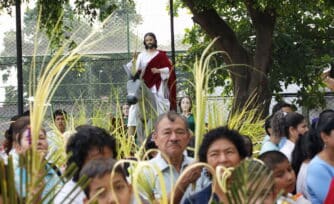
[154,111,189,132]
[3,115,21,154]
[11,116,47,146]
[264,115,273,136]
[79,158,127,198]
[21,110,30,116]
[272,101,292,114]
[315,109,334,132]
[53,109,67,120]
[258,151,289,171]
[198,126,248,163]
[271,111,287,138]
[291,129,323,176]
[243,135,253,157]
[284,112,305,138]
[144,132,158,159]
[178,96,193,112]
[143,32,157,49]
[319,117,334,136]
[12,116,30,144]
[66,125,117,182]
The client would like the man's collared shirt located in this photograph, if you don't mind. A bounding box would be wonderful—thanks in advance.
[142,153,210,201]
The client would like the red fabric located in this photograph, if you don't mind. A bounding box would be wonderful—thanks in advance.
[325,178,334,204]
[142,51,177,111]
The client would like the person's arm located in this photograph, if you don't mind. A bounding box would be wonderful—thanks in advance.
[306,162,332,203]
[171,165,202,203]
[151,67,169,80]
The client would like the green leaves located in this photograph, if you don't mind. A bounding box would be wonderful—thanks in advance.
[178,0,334,111]
[223,159,274,204]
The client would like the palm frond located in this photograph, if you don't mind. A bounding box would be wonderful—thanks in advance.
[217,158,275,204]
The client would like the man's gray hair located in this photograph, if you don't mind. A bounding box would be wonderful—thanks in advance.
[154,111,189,132]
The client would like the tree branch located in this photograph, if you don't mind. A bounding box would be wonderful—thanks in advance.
[182,0,251,64]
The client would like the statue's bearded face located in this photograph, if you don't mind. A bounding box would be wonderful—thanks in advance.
[144,35,157,49]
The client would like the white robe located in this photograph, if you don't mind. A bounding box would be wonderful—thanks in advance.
[127,50,170,126]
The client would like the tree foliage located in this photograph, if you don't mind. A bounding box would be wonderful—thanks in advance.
[0,0,134,48]
[176,0,334,113]
[0,0,140,103]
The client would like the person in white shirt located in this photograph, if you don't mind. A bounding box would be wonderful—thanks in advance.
[54,125,117,204]
[126,33,176,140]
[280,112,308,161]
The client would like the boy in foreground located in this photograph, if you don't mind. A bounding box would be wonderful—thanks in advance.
[80,158,148,204]
[259,151,310,204]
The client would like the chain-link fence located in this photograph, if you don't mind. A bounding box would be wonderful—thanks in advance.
[0,51,192,135]
[0,0,192,137]
[1,0,334,138]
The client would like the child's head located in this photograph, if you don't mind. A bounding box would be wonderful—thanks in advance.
[258,151,296,197]
[66,125,117,182]
[12,116,48,155]
[271,111,287,138]
[284,112,308,140]
[80,158,132,204]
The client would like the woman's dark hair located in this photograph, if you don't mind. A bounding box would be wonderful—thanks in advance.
[271,111,287,138]
[319,117,334,136]
[12,116,30,144]
[143,32,157,49]
[198,126,248,163]
[264,115,273,136]
[3,115,21,154]
[316,109,334,132]
[291,129,323,176]
[66,125,117,182]
[284,112,305,138]
[178,96,193,112]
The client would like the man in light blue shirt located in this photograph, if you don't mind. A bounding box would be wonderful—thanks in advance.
[139,111,209,203]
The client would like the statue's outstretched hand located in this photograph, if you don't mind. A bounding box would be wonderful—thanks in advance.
[133,51,139,60]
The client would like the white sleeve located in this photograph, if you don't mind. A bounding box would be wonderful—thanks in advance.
[159,67,169,80]
[126,61,132,70]
[136,53,144,71]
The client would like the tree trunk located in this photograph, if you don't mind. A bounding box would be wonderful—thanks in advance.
[182,0,276,117]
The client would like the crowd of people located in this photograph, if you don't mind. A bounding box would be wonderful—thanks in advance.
[1,32,334,204]
[1,105,334,204]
